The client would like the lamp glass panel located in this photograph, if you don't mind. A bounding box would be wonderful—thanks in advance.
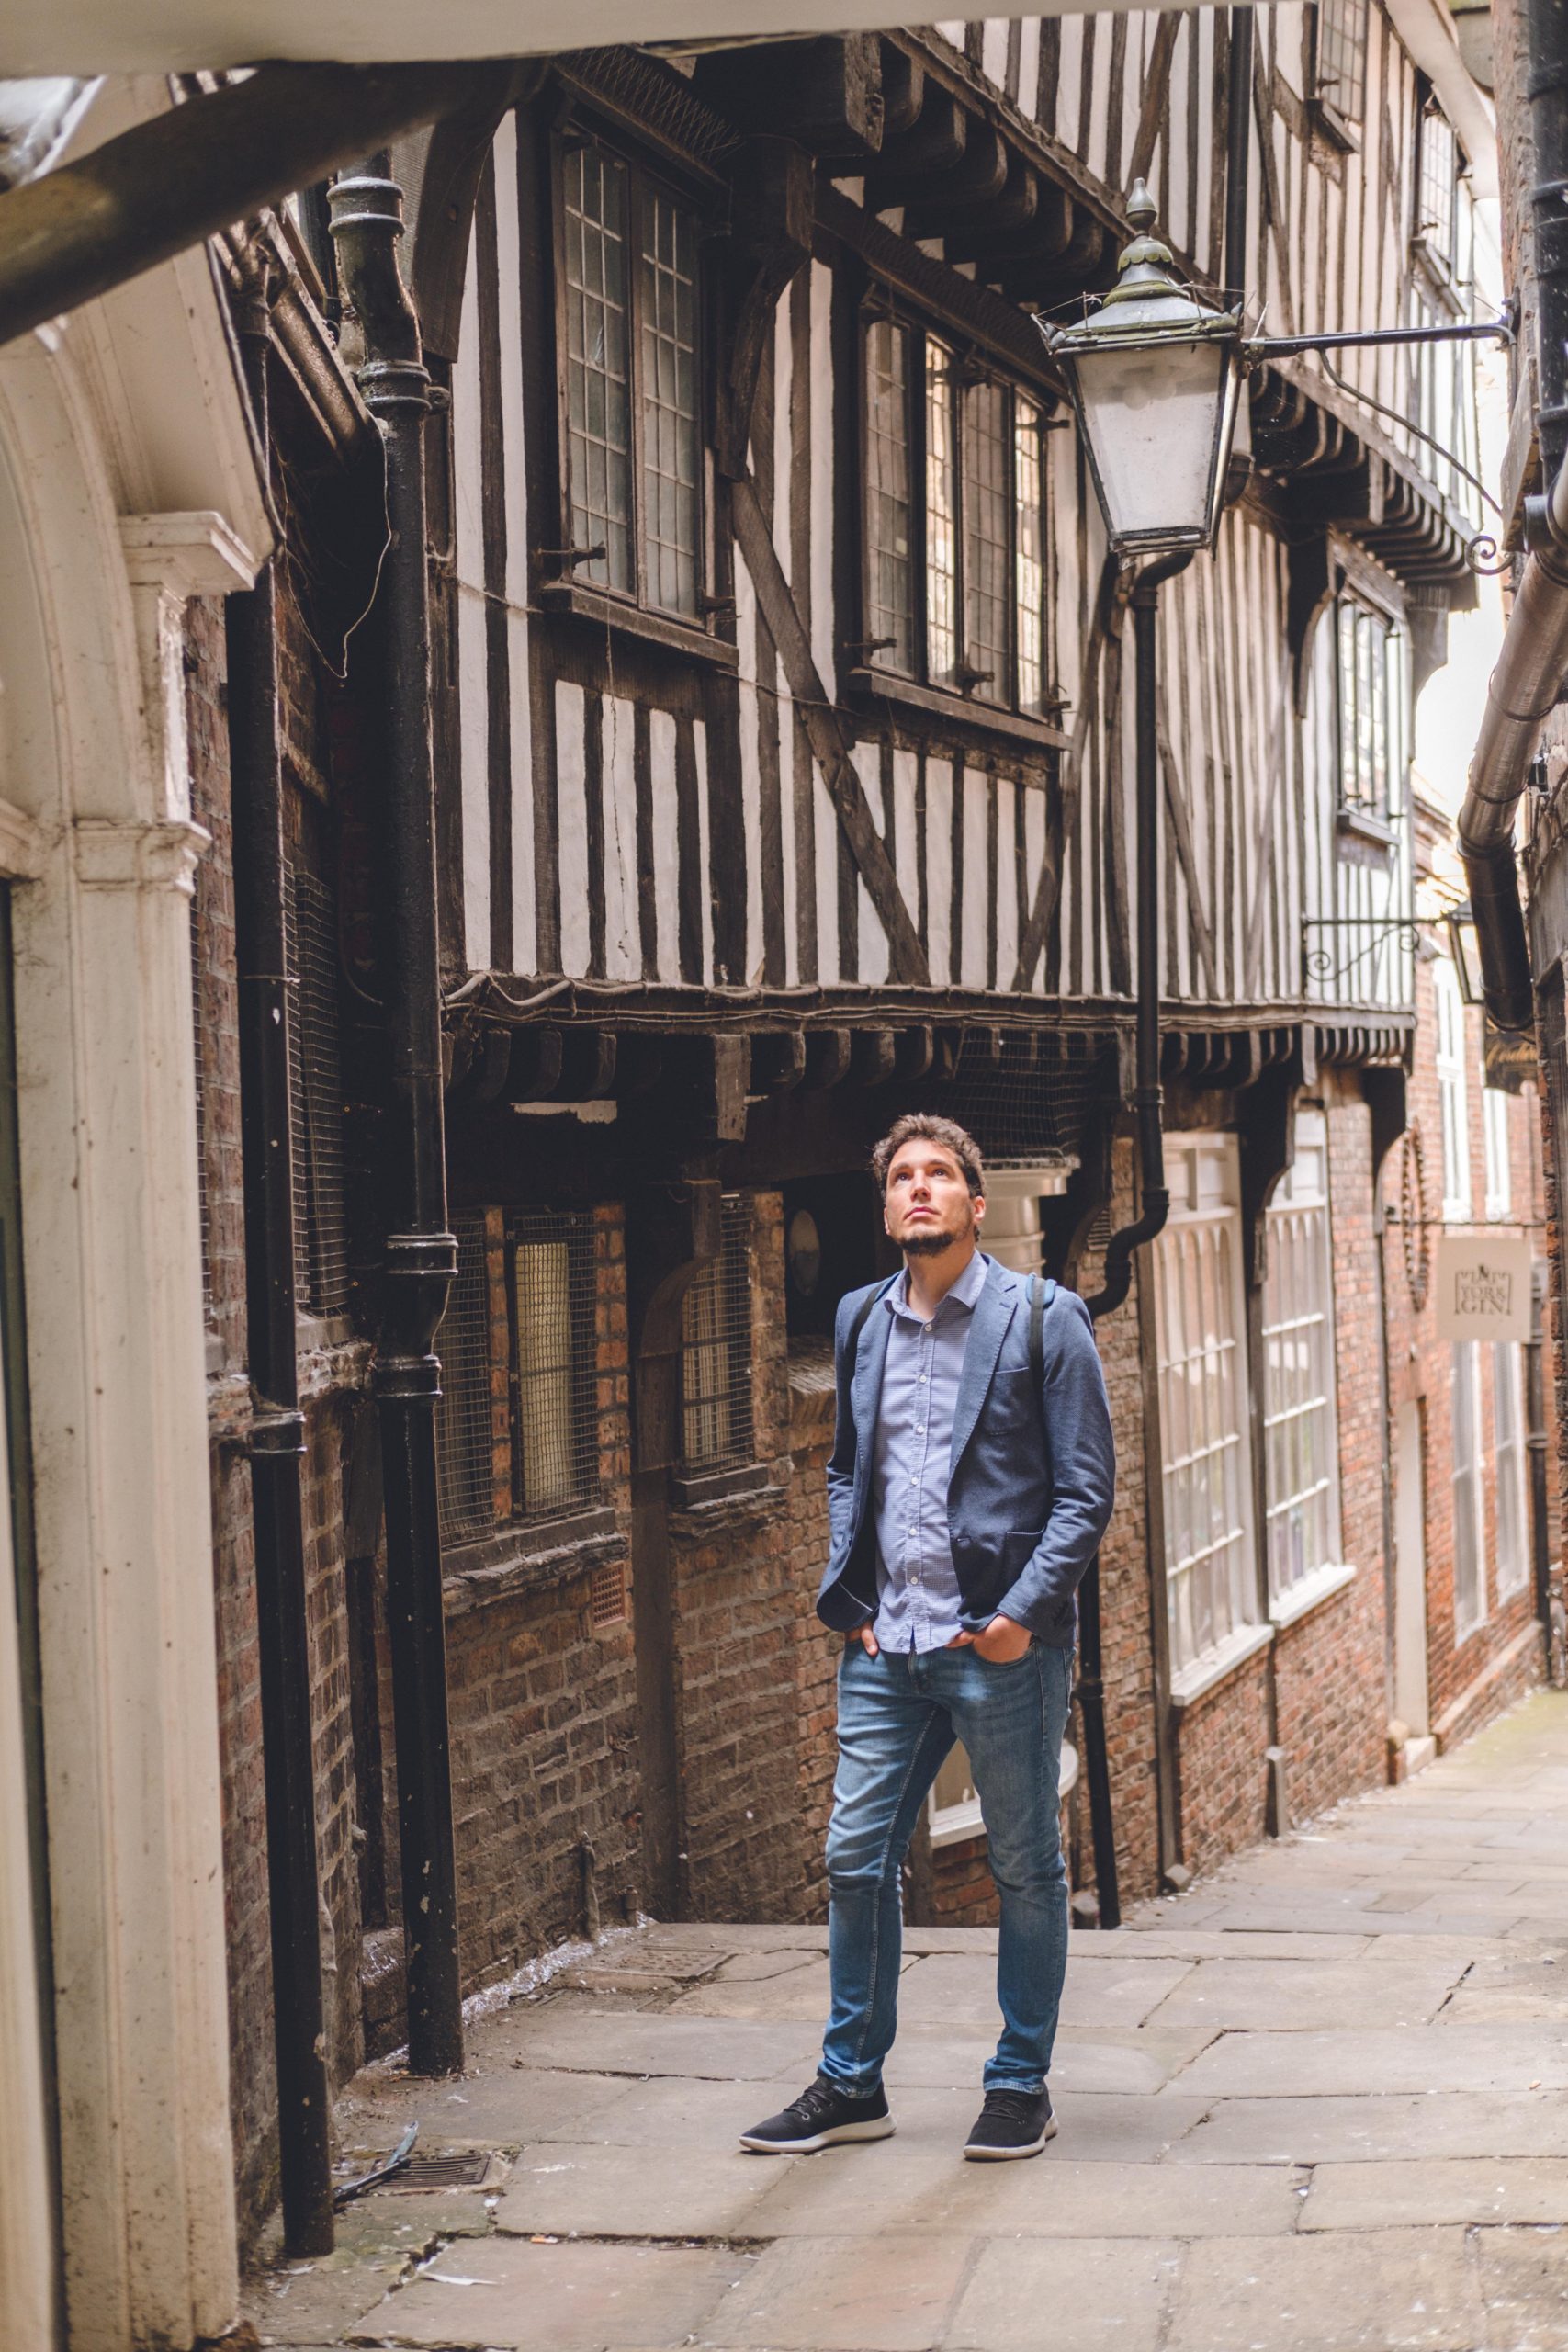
[1075,339,1229,545]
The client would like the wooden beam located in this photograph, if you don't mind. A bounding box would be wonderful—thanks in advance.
[716,138,814,481]
[731,475,931,984]
[1156,691,1220,999]
[1127,16,1180,191]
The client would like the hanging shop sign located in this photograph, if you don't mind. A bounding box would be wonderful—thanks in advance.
[1433,1230,1534,1343]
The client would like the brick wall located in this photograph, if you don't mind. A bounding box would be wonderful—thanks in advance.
[1174,1644,1272,1874]
[671,1193,815,1923]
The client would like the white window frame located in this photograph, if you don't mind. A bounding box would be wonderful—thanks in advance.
[1493,1340,1530,1601]
[1483,1081,1511,1221]
[1154,1136,1265,1697]
[1451,1340,1486,1639]
[1434,958,1471,1220]
[1262,1110,1348,1622]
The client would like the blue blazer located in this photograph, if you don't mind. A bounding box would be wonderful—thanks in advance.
[815,1255,1116,1647]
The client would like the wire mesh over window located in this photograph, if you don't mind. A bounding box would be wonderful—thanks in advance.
[189,896,213,1321]
[1154,1138,1259,1678]
[563,141,633,595]
[682,1196,754,1473]
[513,1211,600,1519]
[1262,1113,1342,1603]
[285,864,349,1318]
[1314,0,1367,121]
[639,187,700,616]
[438,1212,506,1544]
[864,317,914,673]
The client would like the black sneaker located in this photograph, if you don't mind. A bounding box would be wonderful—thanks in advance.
[963,2086,1056,2161]
[739,2075,894,2154]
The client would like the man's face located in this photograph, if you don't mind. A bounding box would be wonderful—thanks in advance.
[883,1142,985,1258]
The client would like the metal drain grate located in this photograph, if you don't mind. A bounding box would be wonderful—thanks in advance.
[383,2151,493,2192]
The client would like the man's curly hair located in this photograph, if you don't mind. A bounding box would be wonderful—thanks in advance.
[870,1114,986,1198]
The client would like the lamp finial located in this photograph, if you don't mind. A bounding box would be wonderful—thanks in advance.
[1126,178,1157,233]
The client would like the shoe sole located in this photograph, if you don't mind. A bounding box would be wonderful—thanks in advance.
[739,2117,896,2154]
[963,2117,1058,2162]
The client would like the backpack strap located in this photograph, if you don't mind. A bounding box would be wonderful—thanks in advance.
[1028,1270,1048,1387]
[846,1272,900,1363]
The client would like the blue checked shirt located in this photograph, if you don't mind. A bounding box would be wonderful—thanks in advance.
[869,1249,992,1653]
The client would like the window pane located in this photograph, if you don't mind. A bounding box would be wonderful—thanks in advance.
[1317,0,1367,120]
[438,1213,507,1541]
[640,187,700,616]
[961,376,1009,703]
[926,341,958,686]
[1155,1148,1258,1677]
[1262,1117,1341,1603]
[563,143,633,593]
[1494,1341,1529,1598]
[1451,1342,1484,1634]
[1419,107,1457,266]
[864,319,915,673]
[1014,395,1046,715]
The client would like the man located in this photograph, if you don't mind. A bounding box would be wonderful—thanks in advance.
[740,1114,1114,2162]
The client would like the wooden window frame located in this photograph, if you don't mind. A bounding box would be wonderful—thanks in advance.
[854,300,1058,727]
[1413,92,1462,288]
[1451,1339,1487,1639]
[547,123,713,633]
[1309,0,1368,148]
[1261,1109,1346,1611]
[1332,581,1405,849]
[1434,957,1472,1223]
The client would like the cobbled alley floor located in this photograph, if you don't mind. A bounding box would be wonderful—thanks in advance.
[245,1688,1568,2352]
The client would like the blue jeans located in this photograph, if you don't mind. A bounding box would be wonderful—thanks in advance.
[821,1638,1074,2097]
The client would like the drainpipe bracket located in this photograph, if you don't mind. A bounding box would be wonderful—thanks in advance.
[246,1406,308,1459]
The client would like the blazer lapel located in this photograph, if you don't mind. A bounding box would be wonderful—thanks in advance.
[949,1264,1018,1478]
[851,1288,894,1502]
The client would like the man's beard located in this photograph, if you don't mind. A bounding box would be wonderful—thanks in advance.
[903,1225,961,1258]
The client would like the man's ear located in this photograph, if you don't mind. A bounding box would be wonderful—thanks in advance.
[973,1194,987,1226]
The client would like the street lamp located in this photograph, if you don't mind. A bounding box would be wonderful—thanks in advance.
[1038,178,1243,556]
[1448,903,1485,1004]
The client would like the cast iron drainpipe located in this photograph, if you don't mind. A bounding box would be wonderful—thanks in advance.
[1079,548,1195,1930]
[330,162,464,2076]
[1456,443,1568,1036]
[226,261,334,2255]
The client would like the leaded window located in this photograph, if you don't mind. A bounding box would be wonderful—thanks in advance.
[1416,102,1460,274]
[1154,1136,1261,1680]
[284,852,349,1320]
[1262,1112,1343,1605]
[1336,596,1404,822]
[862,315,1053,716]
[560,138,702,619]
[1314,0,1367,125]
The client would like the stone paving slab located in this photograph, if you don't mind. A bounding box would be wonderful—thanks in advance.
[352,2236,750,2351]
[746,2150,1301,2241]
[944,2236,1182,2352]
[1475,2225,1568,2352]
[495,2140,790,2238]
[1166,2088,1568,2165]
[1177,2019,1568,2098]
[1301,2158,1568,2230]
[1164,2227,1485,2351]
[1141,1953,1466,2032]
[697,2230,972,2350]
